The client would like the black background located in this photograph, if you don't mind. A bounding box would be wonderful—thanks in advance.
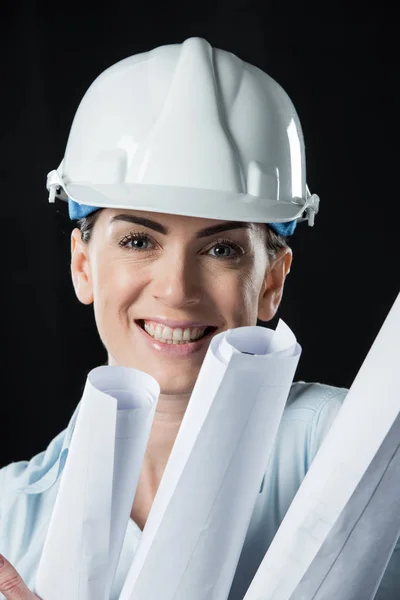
[1,4,398,466]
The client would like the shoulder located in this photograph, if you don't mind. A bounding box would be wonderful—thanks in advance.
[0,428,67,496]
[0,458,35,492]
[251,381,348,543]
[286,380,348,414]
[0,400,81,500]
[278,381,348,467]
[0,427,68,540]
[0,429,68,567]
[0,458,37,509]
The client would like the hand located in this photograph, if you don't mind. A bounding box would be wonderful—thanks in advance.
[0,554,41,599]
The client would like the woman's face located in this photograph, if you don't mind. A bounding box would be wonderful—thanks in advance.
[71,208,292,394]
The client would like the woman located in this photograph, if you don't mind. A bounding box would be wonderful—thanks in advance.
[0,37,397,599]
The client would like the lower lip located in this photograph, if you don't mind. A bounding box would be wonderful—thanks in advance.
[135,321,217,357]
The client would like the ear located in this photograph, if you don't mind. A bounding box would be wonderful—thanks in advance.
[70,228,94,305]
[258,247,293,322]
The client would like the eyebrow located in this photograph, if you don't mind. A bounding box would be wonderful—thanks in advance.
[109,214,252,238]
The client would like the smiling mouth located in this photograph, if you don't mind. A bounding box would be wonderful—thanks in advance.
[135,320,217,343]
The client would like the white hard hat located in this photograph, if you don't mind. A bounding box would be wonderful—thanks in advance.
[47,37,319,227]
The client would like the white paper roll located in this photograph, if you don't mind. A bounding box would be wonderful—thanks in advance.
[119,320,301,600]
[34,366,160,600]
[244,292,400,600]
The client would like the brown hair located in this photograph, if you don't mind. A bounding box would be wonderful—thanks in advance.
[77,210,289,261]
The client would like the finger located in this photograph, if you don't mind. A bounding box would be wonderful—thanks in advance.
[0,554,39,599]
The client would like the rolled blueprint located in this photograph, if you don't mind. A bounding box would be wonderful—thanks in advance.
[119,320,301,600]
[34,366,160,600]
[244,291,400,600]
[289,408,400,600]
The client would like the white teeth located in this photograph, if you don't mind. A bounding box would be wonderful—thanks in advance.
[161,326,173,340]
[172,328,183,341]
[142,321,209,343]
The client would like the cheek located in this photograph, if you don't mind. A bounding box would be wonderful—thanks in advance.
[92,258,147,321]
[212,267,265,326]
[238,274,263,321]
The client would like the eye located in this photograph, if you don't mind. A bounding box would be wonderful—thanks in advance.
[119,232,154,250]
[206,239,244,259]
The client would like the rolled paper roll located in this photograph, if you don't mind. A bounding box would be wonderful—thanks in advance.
[244,291,400,600]
[34,366,160,600]
[289,409,400,600]
[119,320,301,600]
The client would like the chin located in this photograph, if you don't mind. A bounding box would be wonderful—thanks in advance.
[156,374,198,396]
[107,355,198,396]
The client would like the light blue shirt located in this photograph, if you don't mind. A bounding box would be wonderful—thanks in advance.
[1,380,399,599]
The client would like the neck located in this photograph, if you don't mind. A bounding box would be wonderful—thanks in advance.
[106,357,193,528]
[130,391,191,529]
[145,391,191,471]
[106,356,191,469]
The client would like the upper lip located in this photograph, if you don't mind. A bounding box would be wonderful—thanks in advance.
[137,317,218,329]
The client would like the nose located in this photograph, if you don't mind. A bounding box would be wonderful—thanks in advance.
[150,253,202,308]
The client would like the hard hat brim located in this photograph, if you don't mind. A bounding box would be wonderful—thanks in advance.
[63,183,307,224]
